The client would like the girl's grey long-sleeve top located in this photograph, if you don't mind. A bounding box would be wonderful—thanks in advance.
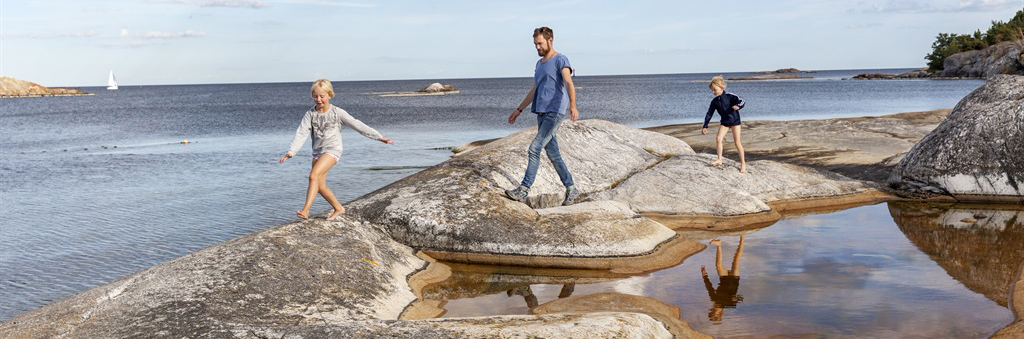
[286,104,384,158]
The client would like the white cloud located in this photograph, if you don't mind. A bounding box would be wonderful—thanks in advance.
[59,31,98,38]
[268,0,376,8]
[850,0,1021,13]
[173,0,269,8]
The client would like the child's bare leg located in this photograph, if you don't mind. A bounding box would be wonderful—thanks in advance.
[732,126,746,174]
[298,156,337,219]
[318,170,345,221]
[711,126,729,166]
[730,235,745,276]
[711,239,728,276]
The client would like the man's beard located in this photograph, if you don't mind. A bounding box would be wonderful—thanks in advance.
[537,46,549,56]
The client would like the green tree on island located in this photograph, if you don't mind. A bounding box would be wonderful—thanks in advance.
[926,9,1024,71]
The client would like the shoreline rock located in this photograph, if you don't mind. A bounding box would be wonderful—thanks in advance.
[0,77,93,98]
[888,75,1024,202]
[727,73,812,81]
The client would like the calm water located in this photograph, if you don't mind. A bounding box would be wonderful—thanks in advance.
[430,203,1024,338]
[0,69,987,321]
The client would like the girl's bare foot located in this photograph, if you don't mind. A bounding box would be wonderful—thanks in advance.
[710,239,722,246]
[326,206,346,221]
[740,165,747,174]
[296,210,309,220]
[710,160,723,167]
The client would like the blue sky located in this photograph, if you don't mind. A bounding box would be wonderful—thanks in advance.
[2,0,1021,86]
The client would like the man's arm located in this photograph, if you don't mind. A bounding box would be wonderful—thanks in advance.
[509,84,536,125]
[561,67,578,122]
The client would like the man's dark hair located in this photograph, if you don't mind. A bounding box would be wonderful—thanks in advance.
[533,27,553,40]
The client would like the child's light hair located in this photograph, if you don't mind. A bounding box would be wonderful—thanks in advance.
[311,79,335,98]
[709,76,726,90]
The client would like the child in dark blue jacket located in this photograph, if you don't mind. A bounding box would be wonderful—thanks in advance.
[701,76,747,173]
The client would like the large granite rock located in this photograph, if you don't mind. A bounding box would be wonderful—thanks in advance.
[942,41,1024,78]
[647,109,953,182]
[346,120,696,271]
[593,155,876,218]
[0,217,434,338]
[888,75,1024,201]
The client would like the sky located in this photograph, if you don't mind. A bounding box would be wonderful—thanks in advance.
[2,0,1022,86]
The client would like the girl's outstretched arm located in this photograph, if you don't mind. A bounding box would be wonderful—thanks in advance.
[281,112,312,162]
[336,108,388,143]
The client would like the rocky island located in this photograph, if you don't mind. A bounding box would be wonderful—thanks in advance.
[0,77,93,98]
[728,68,814,81]
[2,76,1022,338]
[372,82,460,97]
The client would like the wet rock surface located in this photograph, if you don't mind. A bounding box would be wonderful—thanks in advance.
[889,75,1024,201]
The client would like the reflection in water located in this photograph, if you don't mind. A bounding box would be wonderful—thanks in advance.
[702,235,745,323]
[423,203,1018,338]
[889,202,1024,307]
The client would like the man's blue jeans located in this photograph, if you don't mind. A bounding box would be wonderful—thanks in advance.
[520,112,574,188]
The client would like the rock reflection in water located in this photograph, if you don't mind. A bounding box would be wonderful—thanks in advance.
[889,202,1024,307]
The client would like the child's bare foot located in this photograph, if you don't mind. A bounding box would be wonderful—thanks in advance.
[710,160,723,167]
[296,210,309,220]
[709,239,722,246]
[326,206,346,221]
[739,165,747,174]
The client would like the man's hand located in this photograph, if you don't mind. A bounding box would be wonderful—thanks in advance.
[701,128,708,135]
[279,154,292,163]
[732,105,740,111]
[701,265,708,276]
[569,107,579,122]
[508,109,522,124]
[379,137,394,144]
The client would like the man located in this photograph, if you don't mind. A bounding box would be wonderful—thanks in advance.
[505,26,580,206]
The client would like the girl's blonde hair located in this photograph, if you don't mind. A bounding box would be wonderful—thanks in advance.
[709,76,726,89]
[311,79,335,98]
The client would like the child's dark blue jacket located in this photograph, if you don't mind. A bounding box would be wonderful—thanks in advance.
[702,92,746,128]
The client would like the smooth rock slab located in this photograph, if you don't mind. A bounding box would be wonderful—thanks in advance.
[594,154,876,217]
[889,75,1024,200]
[0,217,428,338]
[347,120,692,262]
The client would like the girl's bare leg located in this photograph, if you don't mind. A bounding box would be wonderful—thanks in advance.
[732,125,746,173]
[317,165,345,221]
[711,126,729,166]
[730,235,745,276]
[298,155,338,220]
[711,239,728,276]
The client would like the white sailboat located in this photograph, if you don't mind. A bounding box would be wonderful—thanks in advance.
[107,71,118,90]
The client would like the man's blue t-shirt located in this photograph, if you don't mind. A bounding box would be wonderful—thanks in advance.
[531,53,572,115]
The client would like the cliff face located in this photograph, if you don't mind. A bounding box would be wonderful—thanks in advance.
[942,41,1024,78]
[0,77,90,97]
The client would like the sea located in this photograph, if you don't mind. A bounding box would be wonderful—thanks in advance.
[0,69,990,326]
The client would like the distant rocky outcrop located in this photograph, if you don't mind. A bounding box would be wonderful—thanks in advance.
[372,82,460,97]
[0,77,92,97]
[942,41,1024,78]
[888,75,1024,201]
[418,82,457,93]
[849,67,982,80]
[754,68,813,74]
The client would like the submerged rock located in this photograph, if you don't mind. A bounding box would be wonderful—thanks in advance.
[888,75,1024,201]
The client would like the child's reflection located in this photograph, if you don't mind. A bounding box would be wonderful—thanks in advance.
[702,235,745,323]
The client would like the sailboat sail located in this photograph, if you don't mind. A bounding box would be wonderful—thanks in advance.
[107,71,118,90]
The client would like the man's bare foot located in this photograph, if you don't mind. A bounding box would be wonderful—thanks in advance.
[710,239,722,246]
[296,210,309,220]
[326,206,346,221]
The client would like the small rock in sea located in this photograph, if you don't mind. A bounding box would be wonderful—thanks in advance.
[63,149,68,152]
[973,213,988,219]
[84,148,88,150]
[102,146,108,149]
[961,218,978,224]
[113,146,117,148]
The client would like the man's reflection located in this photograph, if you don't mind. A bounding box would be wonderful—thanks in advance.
[702,235,745,323]
[506,283,576,310]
